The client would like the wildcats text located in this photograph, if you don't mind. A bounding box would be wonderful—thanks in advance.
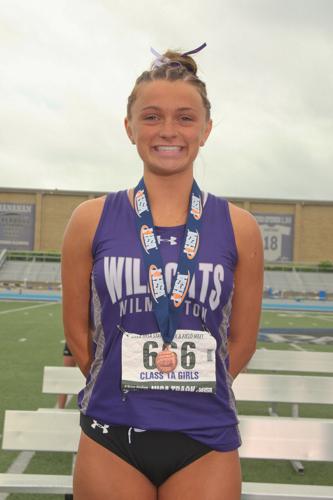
[104,256,224,317]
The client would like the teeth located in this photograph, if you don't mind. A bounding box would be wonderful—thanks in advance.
[156,146,181,151]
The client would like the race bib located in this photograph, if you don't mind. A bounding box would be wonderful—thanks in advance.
[121,330,217,393]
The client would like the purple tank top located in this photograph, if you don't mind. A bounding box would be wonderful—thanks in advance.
[79,189,241,451]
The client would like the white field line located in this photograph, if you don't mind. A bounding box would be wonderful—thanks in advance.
[0,302,57,315]
[290,343,305,351]
[276,312,333,323]
[303,315,333,323]
[2,451,35,473]
[66,395,74,406]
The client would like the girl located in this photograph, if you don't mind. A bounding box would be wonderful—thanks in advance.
[62,45,263,500]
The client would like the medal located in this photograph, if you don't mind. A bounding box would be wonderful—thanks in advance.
[155,345,178,373]
[134,178,203,373]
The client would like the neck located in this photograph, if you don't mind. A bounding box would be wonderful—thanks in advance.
[132,170,194,226]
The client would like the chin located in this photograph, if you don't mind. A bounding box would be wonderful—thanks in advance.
[144,162,192,177]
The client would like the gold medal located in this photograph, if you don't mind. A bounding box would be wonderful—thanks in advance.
[155,345,177,373]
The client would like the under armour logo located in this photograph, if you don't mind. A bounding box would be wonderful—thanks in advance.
[157,236,178,246]
[91,419,110,434]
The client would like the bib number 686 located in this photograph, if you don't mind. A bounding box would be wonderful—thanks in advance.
[143,341,196,370]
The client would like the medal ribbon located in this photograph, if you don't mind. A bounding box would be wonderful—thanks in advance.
[133,178,203,345]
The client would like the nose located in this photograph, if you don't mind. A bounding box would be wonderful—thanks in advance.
[158,118,177,139]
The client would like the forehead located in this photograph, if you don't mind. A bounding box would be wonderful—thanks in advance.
[132,80,204,113]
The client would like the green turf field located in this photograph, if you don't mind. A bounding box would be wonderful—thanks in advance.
[0,301,332,498]
[262,310,333,330]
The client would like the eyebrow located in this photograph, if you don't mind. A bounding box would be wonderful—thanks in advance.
[141,106,196,112]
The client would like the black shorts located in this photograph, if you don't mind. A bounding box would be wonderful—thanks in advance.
[63,342,72,357]
[80,413,213,487]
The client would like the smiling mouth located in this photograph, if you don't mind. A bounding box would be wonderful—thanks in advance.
[153,146,183,153]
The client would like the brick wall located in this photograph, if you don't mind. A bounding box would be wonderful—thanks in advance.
[1,189,332,262]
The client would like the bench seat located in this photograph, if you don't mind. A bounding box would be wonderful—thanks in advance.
[247,349,333,373]
[43,367,333,406]
[1,474,333,499]
[242,481,333,499]
[0,473,72,494]
[3,411,333,462]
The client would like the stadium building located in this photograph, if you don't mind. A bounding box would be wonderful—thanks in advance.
[0,187,332,297]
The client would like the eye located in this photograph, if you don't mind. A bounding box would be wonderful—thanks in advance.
[179,115,194,122]
[143,114,160,121]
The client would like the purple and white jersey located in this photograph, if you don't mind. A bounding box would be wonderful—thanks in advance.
[79,189,241,451]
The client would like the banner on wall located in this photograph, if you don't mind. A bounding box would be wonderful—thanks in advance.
[0,203,36,250]
[253,213,294,262]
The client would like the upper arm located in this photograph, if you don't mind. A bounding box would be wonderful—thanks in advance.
[61,198,104,336]
[228,203,264,349]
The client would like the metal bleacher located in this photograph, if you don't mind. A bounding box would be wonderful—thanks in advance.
[299,272,333,293]
[0,261,61,284]
[0,251,332,294]
[264,270,333,294]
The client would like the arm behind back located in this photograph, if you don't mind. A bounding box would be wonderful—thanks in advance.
[227,204,264,379]
[61,197,105,376]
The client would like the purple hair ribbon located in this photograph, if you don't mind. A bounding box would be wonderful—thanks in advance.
[150,43,207,70]
[182,42,207,57]
[150,47,171,67]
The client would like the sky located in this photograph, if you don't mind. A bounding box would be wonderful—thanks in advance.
[0,0,332,200]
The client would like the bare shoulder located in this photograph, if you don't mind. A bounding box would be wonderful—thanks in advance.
[70,196,106,222]
[63,196,106,248]
[228,202,262,255]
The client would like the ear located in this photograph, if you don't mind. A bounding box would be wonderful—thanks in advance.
[124,117,135,144]
[200,119,213,147]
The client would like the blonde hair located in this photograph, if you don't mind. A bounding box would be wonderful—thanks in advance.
[127,50,211,120]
